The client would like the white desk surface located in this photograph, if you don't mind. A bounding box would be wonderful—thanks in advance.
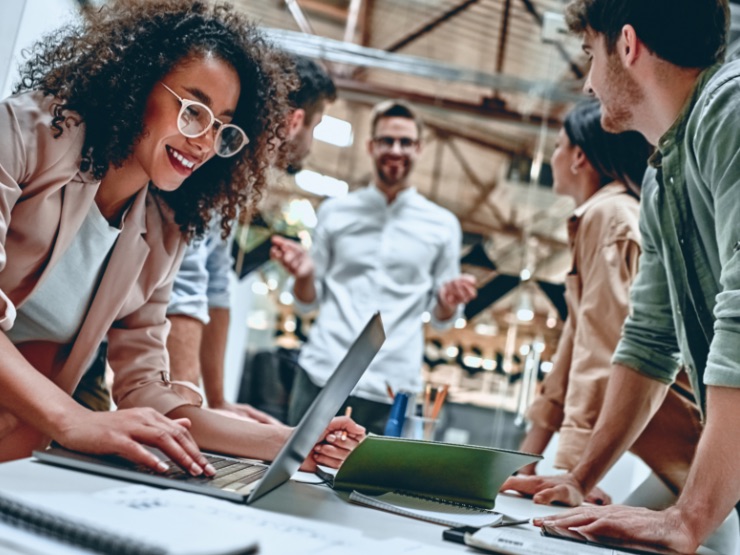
[0,457,571,554]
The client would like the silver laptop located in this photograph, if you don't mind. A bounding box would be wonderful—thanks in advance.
[34,312,385,504]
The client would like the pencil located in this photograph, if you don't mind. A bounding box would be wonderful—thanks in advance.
[430,384,449,420]
[340,406,352,441]
[385,381,395,401]
[423,383,432,419]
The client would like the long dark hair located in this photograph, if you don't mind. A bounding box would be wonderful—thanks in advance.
[563,100,653,195]
[15,0,295,239]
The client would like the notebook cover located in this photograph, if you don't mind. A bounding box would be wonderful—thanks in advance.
[332,436,541,509]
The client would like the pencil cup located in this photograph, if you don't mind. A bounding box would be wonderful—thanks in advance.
[402,415,439,441]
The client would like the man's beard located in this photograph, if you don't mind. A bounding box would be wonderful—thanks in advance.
[376,157,412,187]
[600,55,644,133]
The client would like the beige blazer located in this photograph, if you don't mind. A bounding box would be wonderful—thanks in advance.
[0,91,201,460]
[526,183,701,494]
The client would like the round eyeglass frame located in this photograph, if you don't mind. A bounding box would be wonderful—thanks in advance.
[160,82,249,158]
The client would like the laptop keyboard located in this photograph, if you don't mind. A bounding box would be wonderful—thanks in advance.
[137,454,268,494]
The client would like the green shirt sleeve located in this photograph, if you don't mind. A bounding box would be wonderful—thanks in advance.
[692,72,740,389]
[612,174,681,384]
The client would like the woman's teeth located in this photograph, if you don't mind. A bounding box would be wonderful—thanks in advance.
[169,147,195,169]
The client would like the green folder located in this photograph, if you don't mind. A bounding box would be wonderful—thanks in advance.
[332,436,541,509]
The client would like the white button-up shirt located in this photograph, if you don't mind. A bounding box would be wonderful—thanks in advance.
[296,184,463,403]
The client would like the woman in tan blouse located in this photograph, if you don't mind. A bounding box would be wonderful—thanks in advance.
[512,101,701,504]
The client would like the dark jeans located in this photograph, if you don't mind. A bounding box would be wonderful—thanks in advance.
[288,366,391,436]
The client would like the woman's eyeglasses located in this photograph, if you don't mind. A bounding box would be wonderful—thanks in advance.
[160,83,249,158]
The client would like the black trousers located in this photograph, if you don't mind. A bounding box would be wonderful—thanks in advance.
[287,366,391,436]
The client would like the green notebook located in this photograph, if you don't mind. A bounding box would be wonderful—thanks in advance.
[331,436,541,509]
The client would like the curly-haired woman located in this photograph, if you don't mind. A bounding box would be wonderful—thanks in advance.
[0,0,363,475]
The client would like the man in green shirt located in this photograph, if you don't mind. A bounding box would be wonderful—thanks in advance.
[502,0,740,551]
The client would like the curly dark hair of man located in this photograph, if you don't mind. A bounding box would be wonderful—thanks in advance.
[14,0,296,239]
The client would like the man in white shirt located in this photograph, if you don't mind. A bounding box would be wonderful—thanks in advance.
[271,100,477,434]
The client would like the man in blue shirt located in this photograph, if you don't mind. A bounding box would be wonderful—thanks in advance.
[502,0,740,551]
[161,56,336,421]
[271,100,477,434]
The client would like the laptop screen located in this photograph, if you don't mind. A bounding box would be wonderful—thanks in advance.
[247,312,385,503]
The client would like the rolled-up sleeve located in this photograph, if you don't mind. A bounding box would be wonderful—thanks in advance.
[695,78,740,388]
[612,183,681,384]
[293,202,330,315]
[109,239,203,413]
[205,233,233,311]
[428,213,463,330]
[167,235,211,324]
[526,314,573,432]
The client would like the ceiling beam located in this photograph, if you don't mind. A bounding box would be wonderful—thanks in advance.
[385,0,481,52]
[495,0,512,76]
[344,0,363,43]
[284,0,316,35]
[333,77,563,130]
[518,0,584,79]
[446,139,508,225]
[298,0,347,22]
[359,0,374,46]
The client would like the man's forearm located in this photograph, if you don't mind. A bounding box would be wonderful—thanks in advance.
[200,308,229,407]
[166,315,204,385]
[293,275,317,304]
[571,364,669,493]
[673,386,740,547]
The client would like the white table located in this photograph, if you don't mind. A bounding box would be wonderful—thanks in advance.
[0,457,567,554]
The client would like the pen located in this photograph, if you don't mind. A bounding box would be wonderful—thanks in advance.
[494,518,530,528]
[340,406,352,441]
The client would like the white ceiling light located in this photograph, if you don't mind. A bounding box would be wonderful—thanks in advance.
[295,170,349,198]
[313,115,354,147]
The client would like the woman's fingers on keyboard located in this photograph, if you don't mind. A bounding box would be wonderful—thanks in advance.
[128,409,213,476]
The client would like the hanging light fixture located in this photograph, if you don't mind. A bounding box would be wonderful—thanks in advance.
[516,288,534,322]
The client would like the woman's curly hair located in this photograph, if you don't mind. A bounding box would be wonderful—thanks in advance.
[14,0,295,239]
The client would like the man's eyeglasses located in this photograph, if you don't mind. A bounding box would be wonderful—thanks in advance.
[160,83,249,158]
[372,136,419,151]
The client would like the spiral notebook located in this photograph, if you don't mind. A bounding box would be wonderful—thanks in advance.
[349,490,504,527]
[0,491,257,555]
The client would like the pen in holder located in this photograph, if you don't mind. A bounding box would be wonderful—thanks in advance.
[384,391,409,437]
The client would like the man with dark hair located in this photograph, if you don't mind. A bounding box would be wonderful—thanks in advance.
[164,55,336,422]
[284,55,337,174]
[271,99,477,435]
[502,0,740,552]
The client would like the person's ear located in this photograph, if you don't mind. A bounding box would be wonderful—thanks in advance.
[287,108,306,140]
[571,147,588,174]
[620,24,640,67]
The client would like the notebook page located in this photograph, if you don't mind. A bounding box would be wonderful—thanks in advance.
[350,490,503,527]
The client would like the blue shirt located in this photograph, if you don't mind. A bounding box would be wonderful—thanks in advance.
[167,219,232,324]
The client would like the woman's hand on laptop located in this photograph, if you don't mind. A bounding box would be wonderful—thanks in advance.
[57,407,216,477]
[300,416,366,471]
